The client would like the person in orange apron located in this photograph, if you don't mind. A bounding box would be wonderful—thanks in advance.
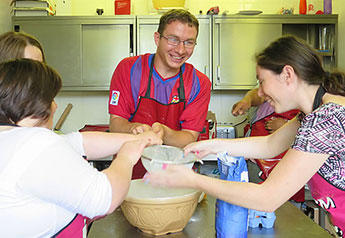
[108,9,211,179]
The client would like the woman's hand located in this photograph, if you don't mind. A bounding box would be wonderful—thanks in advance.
[183,139,223,158]
[116,139,151,166]
[136,130,163,146]
[143,164,198,189]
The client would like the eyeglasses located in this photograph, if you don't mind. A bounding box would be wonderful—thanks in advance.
[160,35,197,48]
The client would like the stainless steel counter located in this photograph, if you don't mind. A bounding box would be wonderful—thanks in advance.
[88,196,333,238]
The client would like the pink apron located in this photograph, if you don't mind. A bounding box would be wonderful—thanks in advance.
[53,214,88,238]
[308,173,344,237]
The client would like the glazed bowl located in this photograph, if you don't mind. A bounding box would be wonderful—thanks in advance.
[121,179,201,236]
[141,145,198,173]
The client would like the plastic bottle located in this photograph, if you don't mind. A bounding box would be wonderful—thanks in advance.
[299,0,307,14]
[307,0,315,14]
[323,0,332,14]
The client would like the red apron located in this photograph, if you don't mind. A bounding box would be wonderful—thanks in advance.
[53,214,88,238]
[130,56,186,179]
[250,109,305,202]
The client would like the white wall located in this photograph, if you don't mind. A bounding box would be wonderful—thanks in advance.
[0,0,12,33]
[1,0,345,134]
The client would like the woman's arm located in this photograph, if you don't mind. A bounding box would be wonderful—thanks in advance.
[184,117,300,160]
[102,139,151,213]
[145,148,328,212]
[81,131,161,159]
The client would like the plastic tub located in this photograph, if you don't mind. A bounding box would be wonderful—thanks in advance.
[152,0,185,9]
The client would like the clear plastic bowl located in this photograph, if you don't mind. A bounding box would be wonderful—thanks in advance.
[141,145,197,173]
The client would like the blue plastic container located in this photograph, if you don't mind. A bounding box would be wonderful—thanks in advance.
[248,209,276,228]
[215,153,249,238]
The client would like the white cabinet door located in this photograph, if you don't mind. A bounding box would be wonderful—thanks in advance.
[213,16,282,90]
[13,16,135,91]
[82,24,132,87]
[13,19,82,87]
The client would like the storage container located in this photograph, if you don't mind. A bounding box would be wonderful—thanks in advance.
[115,0,130,15]
[152,0,185,9]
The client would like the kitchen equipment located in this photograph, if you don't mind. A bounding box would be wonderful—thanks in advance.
[238,10,263,15]
[216,123,236,138]
[198,111,217,141]
[319,25,333,51]
[299,0,307,14]
[152,0,185,10]
[323,0,332,14]
[141,145,202,173]
[54,103,72,132]
[114,0,130,15]
[121,179,201,236]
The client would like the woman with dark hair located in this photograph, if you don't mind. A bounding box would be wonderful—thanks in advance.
[0,31,45,62]
[0,59,161,237]
[144,36,345,237]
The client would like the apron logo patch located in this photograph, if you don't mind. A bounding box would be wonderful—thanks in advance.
[171,95,179,103]
[110,90,120,105]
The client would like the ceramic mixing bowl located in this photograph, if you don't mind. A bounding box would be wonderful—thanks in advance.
[141,145,198,173]
[121,179,201,236]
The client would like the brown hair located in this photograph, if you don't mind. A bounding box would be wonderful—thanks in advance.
[157,9,199,37]
[256,35,345,96]
[0,59,61,125]
[0,31,45,63]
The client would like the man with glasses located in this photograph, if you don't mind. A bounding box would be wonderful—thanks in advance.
[108,9,211,179]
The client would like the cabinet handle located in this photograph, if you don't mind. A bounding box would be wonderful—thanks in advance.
[217,65,221,84]
[204,65,208,76]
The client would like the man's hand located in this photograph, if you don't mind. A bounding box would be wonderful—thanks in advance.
[136,131,163,146]
[129,123,152,135]
[152,122,165,140]
[232,100,251,116]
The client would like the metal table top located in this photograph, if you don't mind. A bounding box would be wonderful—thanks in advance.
[88,196,333,238]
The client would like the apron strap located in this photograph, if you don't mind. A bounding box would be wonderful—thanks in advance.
[177,69,185,101]
[145,54,185,101]
[144,55,155,98]
[312,85,326,110]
